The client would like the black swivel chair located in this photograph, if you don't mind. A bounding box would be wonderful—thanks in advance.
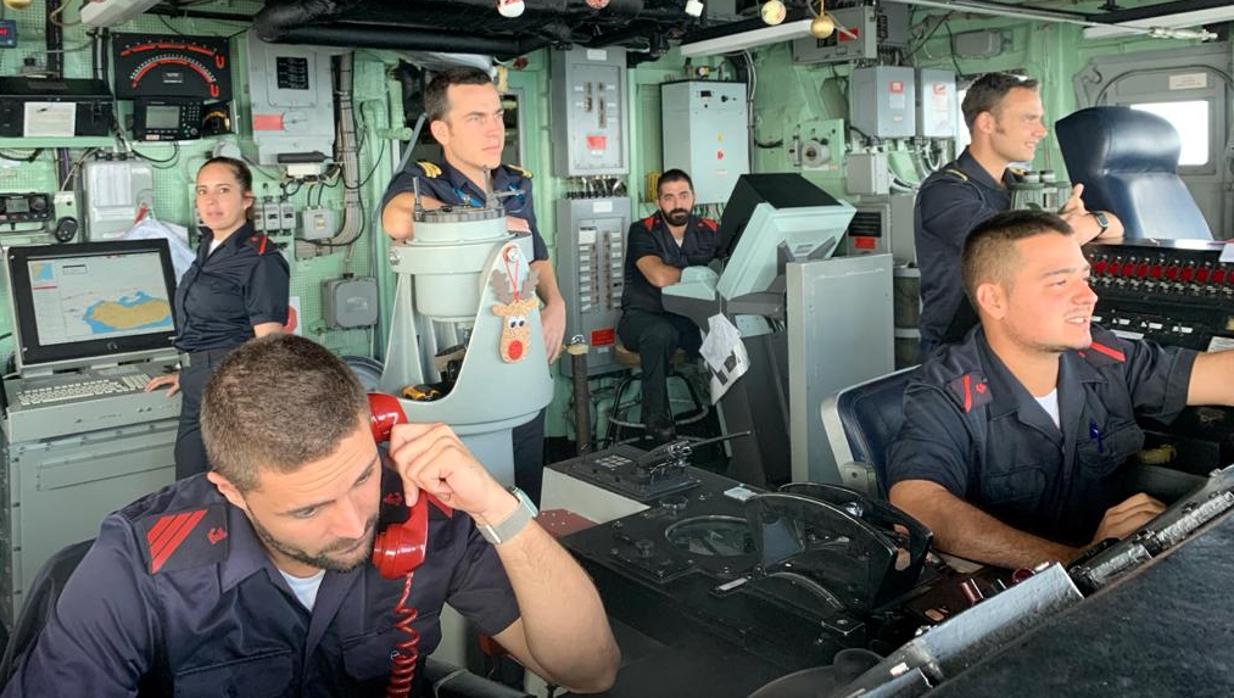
[822,367,919,499]
[1056,106,1213,241]
[0,539,94,685]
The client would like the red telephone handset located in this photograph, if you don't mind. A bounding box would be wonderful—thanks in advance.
[368,392,429,580]
[366,392,427,698]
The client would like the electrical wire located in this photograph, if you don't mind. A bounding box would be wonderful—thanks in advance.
[0,149,43,162]
[47,1,80,27]
[132,142,181,165]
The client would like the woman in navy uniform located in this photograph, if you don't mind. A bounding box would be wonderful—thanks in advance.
[144,157,289,479]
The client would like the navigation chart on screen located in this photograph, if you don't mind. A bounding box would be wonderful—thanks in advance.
[29,252,173,346]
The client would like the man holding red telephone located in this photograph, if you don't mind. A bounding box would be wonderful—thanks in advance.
[1,335,618,697]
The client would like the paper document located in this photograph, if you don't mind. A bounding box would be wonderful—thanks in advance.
[699,313,749,403]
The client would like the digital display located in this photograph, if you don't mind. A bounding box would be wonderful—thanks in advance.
[5,198,27,214]
[145,104,181,130]
[27,252,173,346]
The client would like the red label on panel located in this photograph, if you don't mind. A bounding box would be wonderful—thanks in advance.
[889,81,904,94]
[933,83,948,95]
[591,328,616,347]
[838,26,859,42]
[253,114,285,131]
[586,135,608,151]
[852,236,877,250]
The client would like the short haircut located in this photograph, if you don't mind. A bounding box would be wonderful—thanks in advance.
[200,156,253,193]
[961,72,1040,130]
[423,67,494,123]
[657,168,694,195]
[961,209,1074,303]
[201,335,368,492]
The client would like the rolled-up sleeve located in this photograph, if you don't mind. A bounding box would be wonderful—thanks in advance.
[885,385,974,497]
[1115,334,1198,424]
[444,526,519,638]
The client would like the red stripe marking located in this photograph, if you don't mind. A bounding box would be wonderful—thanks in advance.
[150,509,207,574]
[259,236,268,254]
[962,374,973,413]
[148,512,191,555]
[1089,341,1126,363]
[146,514,176,546]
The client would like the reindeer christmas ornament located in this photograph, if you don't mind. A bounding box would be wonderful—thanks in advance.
[490,245,540,363]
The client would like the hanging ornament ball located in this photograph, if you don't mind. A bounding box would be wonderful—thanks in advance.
[760,0,786,26]
[3,0,33,9]
[585,0,610,9]
[497,0,526,18]
[810,13,835,39]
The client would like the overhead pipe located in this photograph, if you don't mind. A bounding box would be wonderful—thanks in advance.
[266,24,553,58]
[884,0,1216,40]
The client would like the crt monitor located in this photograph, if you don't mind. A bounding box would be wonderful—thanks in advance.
[717,173,845,260]
[6,239,178,370]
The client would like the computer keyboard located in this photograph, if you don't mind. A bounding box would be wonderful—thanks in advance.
[15,374,148,407]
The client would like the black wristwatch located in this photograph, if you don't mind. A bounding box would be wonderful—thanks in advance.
[1091,210,1110,235]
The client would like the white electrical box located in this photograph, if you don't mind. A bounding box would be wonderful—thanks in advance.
[301,207,335,241]
[916,69,958,138]
[243,30,339,166]
[661,80,750,205]
[81,159,154,241]
[849,66,916,139]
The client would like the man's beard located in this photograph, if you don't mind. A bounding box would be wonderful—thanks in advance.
[664,208,689,226]
[249,511,379,573]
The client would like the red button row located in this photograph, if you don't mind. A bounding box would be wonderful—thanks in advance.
[1091,259,1234,285]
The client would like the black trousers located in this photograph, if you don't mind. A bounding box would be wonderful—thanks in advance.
[174,348,234,480]
[512,408,546,507]
[616,309,702,428]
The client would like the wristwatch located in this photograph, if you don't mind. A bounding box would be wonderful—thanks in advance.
[478,487,538,545]
[1091,210,1110,235]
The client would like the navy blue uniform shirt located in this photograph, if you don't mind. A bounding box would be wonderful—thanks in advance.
[174,221,290,352]
[621,213,719,314]
[2,469,519,697]
[887,324,1197,546]
[381,160,548,262]
[914,149,1018,354]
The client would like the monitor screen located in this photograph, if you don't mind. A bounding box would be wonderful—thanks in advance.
[145,104,181,130]
[7,240,178,368]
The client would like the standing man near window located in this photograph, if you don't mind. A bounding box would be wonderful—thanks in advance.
[914,72,1124,357]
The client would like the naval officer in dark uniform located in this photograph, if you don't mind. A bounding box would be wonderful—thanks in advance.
[145,157,289,480]
[617,169,718,443]
[888,210,1234,570]
[380,67,565,506]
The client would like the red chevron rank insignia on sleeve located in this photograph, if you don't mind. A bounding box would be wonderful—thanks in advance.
[142,505,228,574]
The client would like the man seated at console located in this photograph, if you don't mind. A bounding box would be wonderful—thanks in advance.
[2,335,618,696]
[617,169,719,443]
[886,210,1234,569]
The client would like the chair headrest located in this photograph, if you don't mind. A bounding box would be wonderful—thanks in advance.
[1057,106,1182,174]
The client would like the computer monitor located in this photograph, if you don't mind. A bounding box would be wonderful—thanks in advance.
[717,173,845,260]
[715,174,855,301]
[6,240,178,371]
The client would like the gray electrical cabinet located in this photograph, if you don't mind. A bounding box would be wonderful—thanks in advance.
[243,30,339,166]
[661,80,750,205]
[848,194,916,264]
[550,47,629,177]
[555,197,631,376]
[916,68,958,138]
[791,4,910,65]
[1,423,176,626]
[849,66,917,139]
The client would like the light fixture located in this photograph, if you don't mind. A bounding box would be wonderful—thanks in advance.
[760,0,786,26]
[496,0,525,18]
[809,0,834,38]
